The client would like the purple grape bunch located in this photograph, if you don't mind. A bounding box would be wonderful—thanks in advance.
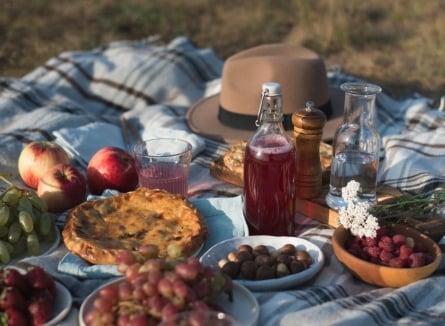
[84,245,233,326]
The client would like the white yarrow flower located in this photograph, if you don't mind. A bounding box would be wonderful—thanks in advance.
[338,181,380,238]
[341,180,361,204]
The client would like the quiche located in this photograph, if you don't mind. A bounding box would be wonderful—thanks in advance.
[210,140,332,187]
[62,188,208,265]
[209,141,247,187]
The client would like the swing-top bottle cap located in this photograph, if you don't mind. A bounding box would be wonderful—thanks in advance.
[262,82,281,96]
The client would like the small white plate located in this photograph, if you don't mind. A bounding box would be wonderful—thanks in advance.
[218,282,259,326]
[199,235,325,291]
[46,281,72,326]
[40,226,61,255]
[3,226,61,266]
[7,266,72,325]
[79,278,259,326]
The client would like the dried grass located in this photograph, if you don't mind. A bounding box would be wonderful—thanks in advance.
[1,0,444,99]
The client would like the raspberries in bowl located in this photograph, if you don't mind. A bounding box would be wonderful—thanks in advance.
[332,223,442,288]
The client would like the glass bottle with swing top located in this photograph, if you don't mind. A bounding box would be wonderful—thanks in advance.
[243,82,297,236]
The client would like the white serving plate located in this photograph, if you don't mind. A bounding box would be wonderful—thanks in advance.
[46,281,73,326]
[3,226,61,266]
[6,266,72,325]
[78,278,259,326]
[199,235,325,291]
[217,282,259,326]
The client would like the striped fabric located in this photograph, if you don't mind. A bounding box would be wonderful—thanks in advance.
[1,37,445,325]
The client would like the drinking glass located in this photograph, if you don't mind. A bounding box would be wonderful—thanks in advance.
[133,138,192,197]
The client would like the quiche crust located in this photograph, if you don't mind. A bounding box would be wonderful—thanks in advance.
[62,188,208,264]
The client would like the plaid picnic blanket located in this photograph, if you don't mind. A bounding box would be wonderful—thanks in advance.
[1,36,445,325]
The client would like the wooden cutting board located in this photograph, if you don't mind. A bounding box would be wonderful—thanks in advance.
[210,142,445,241]
[294,183,402,228]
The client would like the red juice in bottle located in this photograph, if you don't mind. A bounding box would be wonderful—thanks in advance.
[243,134,297,236]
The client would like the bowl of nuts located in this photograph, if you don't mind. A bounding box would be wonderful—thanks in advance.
[199,235,324,291]
[332,223,442,288]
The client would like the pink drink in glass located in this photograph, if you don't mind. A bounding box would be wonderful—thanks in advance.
[138,162,188,196]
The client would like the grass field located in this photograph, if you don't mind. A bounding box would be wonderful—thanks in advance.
[1,0,444,100]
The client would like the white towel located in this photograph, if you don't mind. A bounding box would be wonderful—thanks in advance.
[53,122,127,166]
[122,104,206,158]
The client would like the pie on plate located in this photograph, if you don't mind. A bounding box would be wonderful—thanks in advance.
[62,187,208,265]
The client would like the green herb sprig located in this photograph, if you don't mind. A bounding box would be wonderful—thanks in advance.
[370,187,445,220]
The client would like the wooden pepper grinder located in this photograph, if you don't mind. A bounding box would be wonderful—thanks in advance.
[292,100,326,199]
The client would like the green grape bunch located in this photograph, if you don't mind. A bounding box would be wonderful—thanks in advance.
[0,175,57,264]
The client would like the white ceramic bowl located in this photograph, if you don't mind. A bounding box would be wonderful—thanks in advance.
[79,278,259,326]
[2,226,60,266]
[46,282,73,325]
[199,235,325,291]
[7,266,72,325]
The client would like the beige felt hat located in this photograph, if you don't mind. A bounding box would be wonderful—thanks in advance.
[186,43,344,144]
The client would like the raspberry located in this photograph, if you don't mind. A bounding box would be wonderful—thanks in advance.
[399,244,413,260]
[424,253,434,265]
[378,236,395,252]
[365,246,381,258]
[379,250,394,264]
[389,257,409,268]
[413,242,428,253]
[349,236,363,247]
[392,234,406,246]
[409,252,427,267]
[376,226,390,238]
[347,243,362,257]
[344,227,435,270]
[363,236,377,247]
[358,251,370,261]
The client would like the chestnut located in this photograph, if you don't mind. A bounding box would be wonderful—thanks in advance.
[240,260,257,280]
[255,254,272,266]
[256,265,275,280]
[280,243,297,256]
[276,262,290,278]
[238,244,253,254]
[220,260,240,279]
[252,244,269,257]
[295,250,313,266]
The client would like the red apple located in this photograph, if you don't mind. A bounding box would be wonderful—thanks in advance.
[18,141,70,189]
[37,164,87,212]
[87,146,138,195]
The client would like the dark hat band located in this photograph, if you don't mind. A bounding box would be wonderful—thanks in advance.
[218,101,333,131]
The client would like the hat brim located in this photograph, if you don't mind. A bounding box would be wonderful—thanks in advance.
[186,86,344,144]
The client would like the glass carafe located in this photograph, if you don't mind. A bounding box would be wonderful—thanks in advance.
[326,82,382,210]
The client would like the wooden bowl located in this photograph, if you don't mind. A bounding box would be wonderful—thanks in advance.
[332,224,442,288]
